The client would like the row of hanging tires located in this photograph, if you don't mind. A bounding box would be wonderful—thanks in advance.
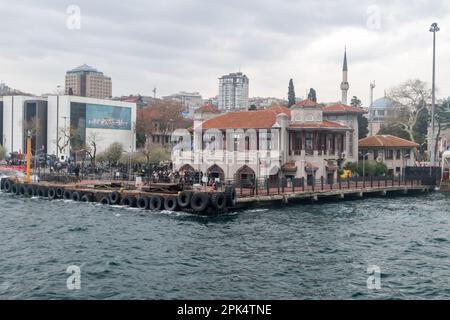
[0,178,237,214]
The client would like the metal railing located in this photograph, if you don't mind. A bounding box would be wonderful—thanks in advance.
[227,175,432,198]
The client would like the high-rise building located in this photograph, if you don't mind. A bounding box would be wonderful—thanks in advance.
[218,72,249,111]
[65,64,112,99]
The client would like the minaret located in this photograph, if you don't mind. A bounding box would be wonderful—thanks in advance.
[340,48,349,105]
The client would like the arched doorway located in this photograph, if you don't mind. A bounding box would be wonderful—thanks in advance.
[179,164,195,174]
[207,164,225,182]
[236,165,256,187]
[268,165,280,188]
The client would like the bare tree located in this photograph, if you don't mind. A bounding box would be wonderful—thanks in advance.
[84,132,102,167]
[386,79,432,143]
[136,100,192,148]
[57,127,71,155]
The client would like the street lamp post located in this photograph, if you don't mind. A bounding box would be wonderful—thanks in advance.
[430,22,440,166]
[359,151,371,179]
[369,81,376,136]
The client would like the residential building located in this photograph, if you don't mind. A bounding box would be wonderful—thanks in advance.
[218,72,249,111]
[204,96,219,107]
[359,135,418,176]
[163,91,203,114]
[173,99,364,185]
[65,64,112,99]
[249,97,288,109]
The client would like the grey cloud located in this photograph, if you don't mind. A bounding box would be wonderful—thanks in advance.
[1,0,449,101]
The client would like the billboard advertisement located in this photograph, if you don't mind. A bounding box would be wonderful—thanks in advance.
[86,104,131,130]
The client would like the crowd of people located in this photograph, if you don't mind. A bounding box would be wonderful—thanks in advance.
[15,151,222,187]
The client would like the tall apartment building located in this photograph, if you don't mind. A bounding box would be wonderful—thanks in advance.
[218,72,249,111]
[65,64,112,99]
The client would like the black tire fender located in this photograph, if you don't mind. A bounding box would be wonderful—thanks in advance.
[48,188,57,199]
[190,192,210,212]
[4,180,12,193]
[109,191,121,205]
[225,186,237,207]
[211,192,227,211]
[37,187,48,198]
[80,194,92,202]
[100,197,110,205]
[11,184,20,195]
[177,191,193,208]
[164,195,178,211]
[63,189,72,200]
[72,191,81,201]
[56,188,64,198]
[25,185,34,197]
[122,195,137,207]
[149,196,163,210]
[137,196,149,209]
[19,184,27,195]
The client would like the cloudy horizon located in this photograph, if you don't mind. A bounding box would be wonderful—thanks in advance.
[1,0,449,106]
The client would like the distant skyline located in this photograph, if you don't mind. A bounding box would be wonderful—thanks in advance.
[1,0,450,106]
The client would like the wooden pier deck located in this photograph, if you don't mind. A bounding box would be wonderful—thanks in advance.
[235,180,434,207]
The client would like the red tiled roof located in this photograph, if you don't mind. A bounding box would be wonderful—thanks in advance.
[194,104,220,114]
[359,135,419,148]
[202,106,290,130]
[323,103,366,114]
[293,99,320,108]
[289,120,349,130]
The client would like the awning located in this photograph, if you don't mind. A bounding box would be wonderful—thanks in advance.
[325,160,337,172]
[282,162,297,173]
[305,162,318,173]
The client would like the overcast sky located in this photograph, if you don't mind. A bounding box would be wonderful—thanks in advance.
[0,0,449,106]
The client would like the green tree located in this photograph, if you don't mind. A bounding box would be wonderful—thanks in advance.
[357,114,369,139]
[374,162,388,176]
[378,123,411,141]
[351,96,369,139]
[412,107,429,145]
[344,161,387,177]
[350,96,361,108]
[307,88,317,102]
[288,79,296,107]
[104,142,124,165]
[136,146,171,165]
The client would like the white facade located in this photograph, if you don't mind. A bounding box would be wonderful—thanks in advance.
[173,102,362,184]
[47,96,136,160]
[162,91,203,113]
[1,95,47,153]
[1,95,136,161]
[218,72,249,111]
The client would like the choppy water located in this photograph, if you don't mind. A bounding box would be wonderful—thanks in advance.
[0,191,449,299]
